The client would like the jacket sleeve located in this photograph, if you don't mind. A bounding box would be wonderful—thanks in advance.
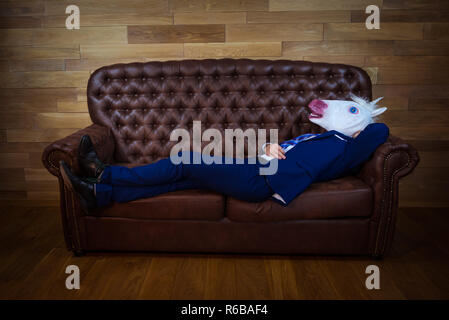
[345,122,390,168]
[265,162,315,207]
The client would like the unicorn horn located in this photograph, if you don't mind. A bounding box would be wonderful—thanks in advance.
[371,97,384,106]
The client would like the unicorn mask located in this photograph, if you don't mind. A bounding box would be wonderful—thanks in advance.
[308,94,387,137]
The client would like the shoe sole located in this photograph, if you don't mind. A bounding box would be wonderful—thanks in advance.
[59,160,94,214]
[77,135,102,179]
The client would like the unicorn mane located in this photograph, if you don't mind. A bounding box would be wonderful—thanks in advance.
[349,93,384,116]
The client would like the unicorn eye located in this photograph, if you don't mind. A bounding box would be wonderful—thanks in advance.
[349,106,359,114]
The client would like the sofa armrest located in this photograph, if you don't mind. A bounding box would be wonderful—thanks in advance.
[42,124,115,177]
[357,134,419,256]
[357,135,419,200]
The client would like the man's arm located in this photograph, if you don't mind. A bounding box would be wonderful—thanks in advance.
[345,122,390,168]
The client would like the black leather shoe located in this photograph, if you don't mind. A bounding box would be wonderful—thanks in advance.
[78,134,108,180]
[60,160,97,212]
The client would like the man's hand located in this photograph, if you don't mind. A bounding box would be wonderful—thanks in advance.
[265,143,286,159]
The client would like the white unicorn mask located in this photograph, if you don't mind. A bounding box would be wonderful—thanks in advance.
[308,94,387,137]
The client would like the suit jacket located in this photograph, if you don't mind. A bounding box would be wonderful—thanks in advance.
[263,123,390,206]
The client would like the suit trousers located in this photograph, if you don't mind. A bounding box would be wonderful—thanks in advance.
[95,151,273,207]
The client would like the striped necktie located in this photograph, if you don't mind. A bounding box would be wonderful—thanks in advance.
[279,133,318,150]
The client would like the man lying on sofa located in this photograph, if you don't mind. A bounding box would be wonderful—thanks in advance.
[60,94,389,211]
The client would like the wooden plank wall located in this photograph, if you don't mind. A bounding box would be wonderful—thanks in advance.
[0,0,448,208]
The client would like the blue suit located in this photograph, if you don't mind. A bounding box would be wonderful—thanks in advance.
[95,152,273,207]
[95,123,389,208]
[264,122,389,205]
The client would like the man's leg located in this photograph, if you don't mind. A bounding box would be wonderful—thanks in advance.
[95,178,202,207]
[95,151,272,205]
[99,157,183,187]
[182,154,272,202]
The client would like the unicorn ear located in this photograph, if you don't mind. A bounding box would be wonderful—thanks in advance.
[371,107,387,117]
[371,96,384,105]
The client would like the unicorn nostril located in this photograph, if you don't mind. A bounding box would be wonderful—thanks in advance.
[308,99,328,113]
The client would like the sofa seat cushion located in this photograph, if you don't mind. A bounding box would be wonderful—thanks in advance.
[226,176,373,222]
[92,162,225,221]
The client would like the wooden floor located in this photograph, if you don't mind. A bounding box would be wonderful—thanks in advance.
[0,206,448,300]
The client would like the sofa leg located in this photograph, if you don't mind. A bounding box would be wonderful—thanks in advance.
[73,249,85,257]
[371,253,384,260]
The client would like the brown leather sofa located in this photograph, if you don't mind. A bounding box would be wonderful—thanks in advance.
[42,59,419,257]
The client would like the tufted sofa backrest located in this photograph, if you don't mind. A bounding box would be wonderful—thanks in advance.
[87,59,372,163]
